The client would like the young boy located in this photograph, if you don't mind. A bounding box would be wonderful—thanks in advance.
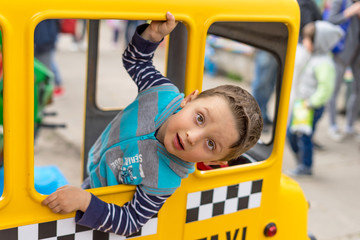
[42,12,263,236]
[287,21,344,176]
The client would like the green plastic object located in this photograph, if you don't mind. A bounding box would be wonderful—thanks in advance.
[0,59,54,127]
[0,31,55,153]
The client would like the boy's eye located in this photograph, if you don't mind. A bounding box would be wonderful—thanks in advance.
[196,113,204,125]
[206,139,215,151]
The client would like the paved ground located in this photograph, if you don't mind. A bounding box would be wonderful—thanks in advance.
[34,21,360,240]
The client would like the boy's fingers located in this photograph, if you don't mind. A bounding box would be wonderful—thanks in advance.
[42,193,57,206]
[47,200,60,209]
[57,185,67,190]
[162,12,177,35]
[166,12,175,22]
[166,12,177,27]
[50,205,63,214]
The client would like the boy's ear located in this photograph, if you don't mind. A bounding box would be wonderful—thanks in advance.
[180,89,199,108]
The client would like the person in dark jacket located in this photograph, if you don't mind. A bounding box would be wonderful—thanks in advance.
[34,19,63,95]
[297,0,323,40]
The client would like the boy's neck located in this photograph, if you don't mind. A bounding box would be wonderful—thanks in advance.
[155,120,167,144]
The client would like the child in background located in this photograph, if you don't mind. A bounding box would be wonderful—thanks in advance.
[42,12,263,236]
[287,21,344,176]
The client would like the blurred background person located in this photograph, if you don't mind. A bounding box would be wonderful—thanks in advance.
[252,0,322,133]
[326,0,360,141]
[287,21,343,176]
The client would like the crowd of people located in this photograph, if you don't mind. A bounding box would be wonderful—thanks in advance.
[251,0,360,176]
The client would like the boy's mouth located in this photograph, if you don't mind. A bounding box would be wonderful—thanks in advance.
[174,133,184,150]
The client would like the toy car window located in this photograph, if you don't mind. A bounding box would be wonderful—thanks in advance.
[34,19,88,193]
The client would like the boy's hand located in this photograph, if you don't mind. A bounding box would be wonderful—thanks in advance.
[42,185,91,214]
[141,12,178,42]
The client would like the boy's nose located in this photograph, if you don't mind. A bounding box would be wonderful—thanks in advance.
[186,130,202,146]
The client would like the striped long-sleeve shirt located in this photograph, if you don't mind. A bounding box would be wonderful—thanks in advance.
[122,24,173,92]
[75,24,194,236]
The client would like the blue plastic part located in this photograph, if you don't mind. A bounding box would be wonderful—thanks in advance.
[0,165,69,196]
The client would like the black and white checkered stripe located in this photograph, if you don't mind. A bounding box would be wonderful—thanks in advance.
[0,216,157,240]
[186,179,263,223]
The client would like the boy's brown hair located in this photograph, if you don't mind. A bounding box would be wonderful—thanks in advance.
[302,22,316,43]
[197,85,263,161]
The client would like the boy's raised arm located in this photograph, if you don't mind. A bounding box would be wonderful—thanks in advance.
[122,12,178,92]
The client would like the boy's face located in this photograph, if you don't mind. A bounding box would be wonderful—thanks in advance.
[158,93,239,164]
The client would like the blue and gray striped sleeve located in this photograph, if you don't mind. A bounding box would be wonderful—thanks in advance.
[75,187,170,236]
[122,24,173,92]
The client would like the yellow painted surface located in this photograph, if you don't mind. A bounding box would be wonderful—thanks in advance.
[0,0,308,239]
